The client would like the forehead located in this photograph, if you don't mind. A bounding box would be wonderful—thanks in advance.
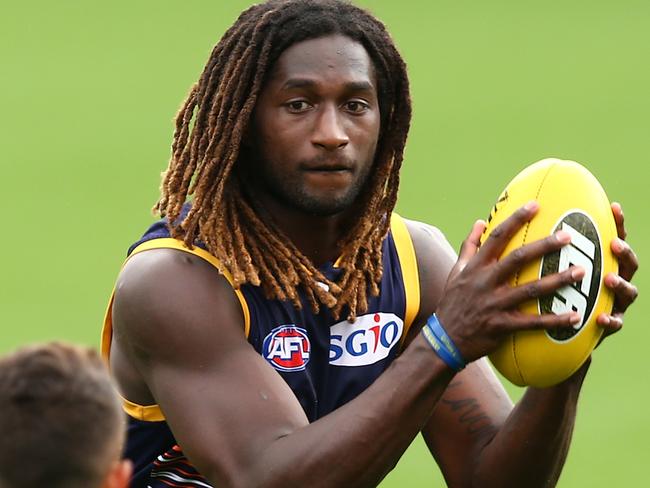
[268,34,376,87]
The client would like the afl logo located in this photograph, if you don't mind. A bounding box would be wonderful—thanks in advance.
[540,211,602,342]
[263,325,311,372]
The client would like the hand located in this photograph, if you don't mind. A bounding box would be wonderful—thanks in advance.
[596,202,639,336]
[436,202,583,363]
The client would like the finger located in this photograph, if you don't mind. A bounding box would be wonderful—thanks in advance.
[491,230,572,284]
[479,201,539,260]
[604,272,639,312]
[455,220,486,273]
[498,309,581,332]
[496,266,585,308]
[611,238,639,282]
[611,202,627,240]
[597,312,624,334]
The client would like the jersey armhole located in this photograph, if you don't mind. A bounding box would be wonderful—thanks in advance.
[109,237,251,338]
[390,213,421,349]
[100,237,251,422]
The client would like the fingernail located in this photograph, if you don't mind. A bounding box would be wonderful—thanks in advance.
[607,273,620,287]
[613,202,624,217]
[612,238,624,252]
[524,201,539,211]
[570,313,581,325]
[556,230,571,244]
[571,266,585,280]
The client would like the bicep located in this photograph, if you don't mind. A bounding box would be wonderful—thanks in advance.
[422,358,513,487]
[112,250,309,484]
[147,339,309,482]
[402,219,457,344]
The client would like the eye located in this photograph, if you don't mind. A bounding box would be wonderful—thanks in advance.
[344,100,370,114]
[285,100,312,113]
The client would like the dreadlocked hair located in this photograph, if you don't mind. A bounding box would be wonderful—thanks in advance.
[154,0,412,320]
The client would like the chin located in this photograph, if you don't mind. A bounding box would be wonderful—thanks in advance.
[290,191,359,216]
[299,201,351,217]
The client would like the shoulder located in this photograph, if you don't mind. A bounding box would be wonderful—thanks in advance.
[398,217,458,332]
[401,218,456,263]
[112,248,246,363]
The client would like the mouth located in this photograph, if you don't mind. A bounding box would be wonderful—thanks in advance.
[299,160,355,190]
[300,160,354,173]
[303,167,352,174]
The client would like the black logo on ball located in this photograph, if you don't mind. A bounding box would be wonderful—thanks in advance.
[540,212,602,342]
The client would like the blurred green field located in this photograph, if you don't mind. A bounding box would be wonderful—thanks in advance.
[1,1,647,486]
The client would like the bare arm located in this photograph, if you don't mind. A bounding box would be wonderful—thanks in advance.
[112,248,456,488]
[112,203,627,488]
[405,217,586,487]
[424,360,589,488]
[407,202,638,488]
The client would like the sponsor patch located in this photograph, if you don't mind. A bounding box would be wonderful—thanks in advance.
[330,313,403,366]
[263,325,311,372]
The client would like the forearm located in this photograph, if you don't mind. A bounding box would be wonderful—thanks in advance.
[472,360,590,488]
[228,335,454,488]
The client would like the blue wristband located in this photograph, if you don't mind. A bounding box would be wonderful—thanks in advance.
[427,314,465,366]
[425,314,466,371]
[421,325,464,371]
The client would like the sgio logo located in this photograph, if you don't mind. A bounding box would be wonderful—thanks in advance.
[330,313,403,366]
[263,325,311,372]
[540,211,602,342]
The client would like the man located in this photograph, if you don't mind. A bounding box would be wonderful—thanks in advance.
[102,1,639,486]
[0,342,132,488]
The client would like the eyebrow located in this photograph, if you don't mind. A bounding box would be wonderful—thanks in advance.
[281,78,375,92]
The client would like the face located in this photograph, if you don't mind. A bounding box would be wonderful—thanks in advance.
[248,34,381,217]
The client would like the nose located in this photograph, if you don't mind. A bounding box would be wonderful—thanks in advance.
[311,104,349,151]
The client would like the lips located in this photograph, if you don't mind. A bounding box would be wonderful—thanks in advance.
[304,166,352,172]
[300,157,354,172]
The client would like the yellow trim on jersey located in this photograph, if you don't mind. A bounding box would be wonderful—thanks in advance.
[390,213,421,345]
[121,396,166,422]
[128,238,251,337]
[101,237,251,422]
[100,291,115,362]
[103,225,419,420]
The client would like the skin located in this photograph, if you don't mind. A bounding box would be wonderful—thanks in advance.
[248,36,379,219]
[241,34,381,264]
[110,35,639,487]
[101,460,132,488]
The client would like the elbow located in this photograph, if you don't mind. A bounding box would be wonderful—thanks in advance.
[198,458,274,488]
[190,455,255,488]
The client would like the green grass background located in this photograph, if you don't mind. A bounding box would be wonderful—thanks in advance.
[1,1,647,486]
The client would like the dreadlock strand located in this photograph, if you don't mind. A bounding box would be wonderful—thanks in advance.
[156,0,412,320]
[226,198,259,287]
[170,85,199,165]
[188,25,277,235]
[303,284,322,316]
[355,269,369,316]
[182,16,278,223]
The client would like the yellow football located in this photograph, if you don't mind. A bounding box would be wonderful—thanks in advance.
[481,158,618,387]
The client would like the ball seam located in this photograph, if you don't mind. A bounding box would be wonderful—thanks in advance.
[513,161,557,386]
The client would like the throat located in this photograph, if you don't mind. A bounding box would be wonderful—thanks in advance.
[282,214,351,267]
[239,174,360,266]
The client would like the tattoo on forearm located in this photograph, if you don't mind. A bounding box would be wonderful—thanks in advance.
[442,381,497,439]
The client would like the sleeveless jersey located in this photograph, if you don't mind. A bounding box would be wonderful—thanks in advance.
[101,210,421,487]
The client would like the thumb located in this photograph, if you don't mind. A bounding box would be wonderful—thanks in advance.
[454,219,486,274]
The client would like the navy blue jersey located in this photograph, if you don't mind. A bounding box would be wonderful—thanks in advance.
[102,211,420,487]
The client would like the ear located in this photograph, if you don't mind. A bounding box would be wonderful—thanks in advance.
[102,459,132,488]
